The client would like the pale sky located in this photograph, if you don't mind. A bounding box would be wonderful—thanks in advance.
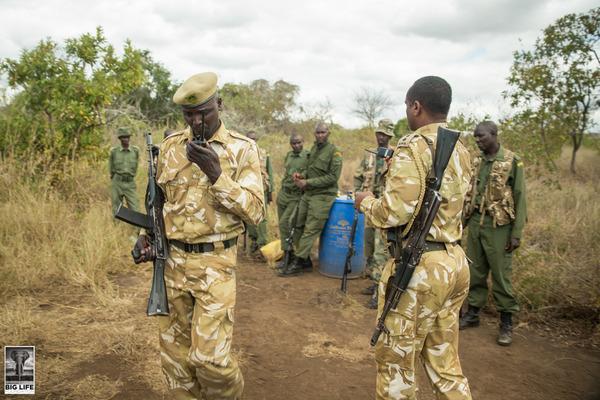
[0,0,597,128]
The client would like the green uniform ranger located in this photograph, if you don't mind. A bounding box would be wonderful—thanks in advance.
[279,123,343,276]
[277,145,309,256]
[460,121,527,347]
[246,143,274,251]
[354,119,395,284]
[109,127,140,215]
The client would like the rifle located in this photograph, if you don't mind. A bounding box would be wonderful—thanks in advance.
[341,209,359,293]
[370,126,460,346]
[282,204,299,269]
[115,132,169,316]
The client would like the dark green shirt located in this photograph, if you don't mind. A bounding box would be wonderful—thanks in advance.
[280,149,309,196]
[109,145,139,178]
[475,145,527,239]
[305,141,343,195]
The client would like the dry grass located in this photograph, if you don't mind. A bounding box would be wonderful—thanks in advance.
[513,147,600,318]
[0,134,598,398]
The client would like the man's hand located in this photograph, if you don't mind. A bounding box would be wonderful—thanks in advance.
[186,141,222,184]
[355,191,374,210]
[294,179,307,190]
[505,237,521,253]
[292,172,304,180]
[133,235,155,264]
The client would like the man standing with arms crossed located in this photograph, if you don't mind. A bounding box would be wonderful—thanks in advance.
[134,72,264,399]
[279,122,342,276]
[460,120,527,346]
[276,133,309,270]
[355,118,394,309]
[356,76,472,399]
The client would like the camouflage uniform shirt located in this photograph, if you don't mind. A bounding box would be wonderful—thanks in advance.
[360,123,471,243]
[156,122,265,243]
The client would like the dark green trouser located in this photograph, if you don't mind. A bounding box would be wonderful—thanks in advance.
[466,212,519,314]
[247,194,269,247]
[111,177,139,215]
[293,193,336,259]
[277,191,300,251]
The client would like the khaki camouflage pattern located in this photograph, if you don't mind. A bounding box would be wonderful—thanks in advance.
[375,245,472,399]
[360,122,472,399]
[355,151,377,193]
[159,244,243,400]
[464,146,516,227]
[360,123,472,243]
[156,123,265,243]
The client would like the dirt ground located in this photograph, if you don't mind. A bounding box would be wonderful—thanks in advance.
[15,254,600,400]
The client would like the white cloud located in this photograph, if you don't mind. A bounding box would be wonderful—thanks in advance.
[0,0,597,128]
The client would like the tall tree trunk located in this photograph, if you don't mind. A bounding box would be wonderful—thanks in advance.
[570,130,584,175]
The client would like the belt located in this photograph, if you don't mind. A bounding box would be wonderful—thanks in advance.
[115,174,134,182]
[388,240,452,255]
[171,238,237,253]
[422,241,450,253]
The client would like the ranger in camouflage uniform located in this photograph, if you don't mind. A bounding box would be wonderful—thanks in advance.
[460,120,527,347]
[245,130,274,254]
[276,134,309,269]
[354,118,394,309]
[134,72,264,400]
[356,76,472,400]
[109,127,140,215]
[279,122,343,276]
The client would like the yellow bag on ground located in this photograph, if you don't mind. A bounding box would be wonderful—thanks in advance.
[260,240,284,266]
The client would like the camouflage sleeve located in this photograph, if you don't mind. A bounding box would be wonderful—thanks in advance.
[510,157,527,239]
[306,149,343,189]
[209,142,265,225]
[354,157,365,192]
[360,145,420,229]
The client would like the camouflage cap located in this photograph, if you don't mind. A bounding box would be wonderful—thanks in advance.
[173,72,218,107]
[375,118,395,137]
[117,127,131,138]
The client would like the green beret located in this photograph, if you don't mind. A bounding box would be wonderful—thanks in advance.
[375,119,395,137]
[173,72,218,107]
[117,127,131,138]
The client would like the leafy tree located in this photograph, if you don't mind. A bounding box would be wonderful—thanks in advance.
[351,87,394,128]
[0,27,148,160]
[220,79,299,134]
[123,55,180,125]
[393,118,409,138]
[505,7,600,173]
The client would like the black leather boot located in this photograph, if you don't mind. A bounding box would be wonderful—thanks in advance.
[278,257,306,277]
[459,305,480,330]
[361,283,377,296]
[497,312,513,346]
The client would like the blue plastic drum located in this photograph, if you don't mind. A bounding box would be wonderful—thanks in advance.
[318,196,365,279]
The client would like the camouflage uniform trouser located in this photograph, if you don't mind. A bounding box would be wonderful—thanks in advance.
[365,227,388,282]
[466,213,519,314]
[159,243,243,400]
[292,193,336,259]
[375,244,472,400]
[110,176,139,215]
